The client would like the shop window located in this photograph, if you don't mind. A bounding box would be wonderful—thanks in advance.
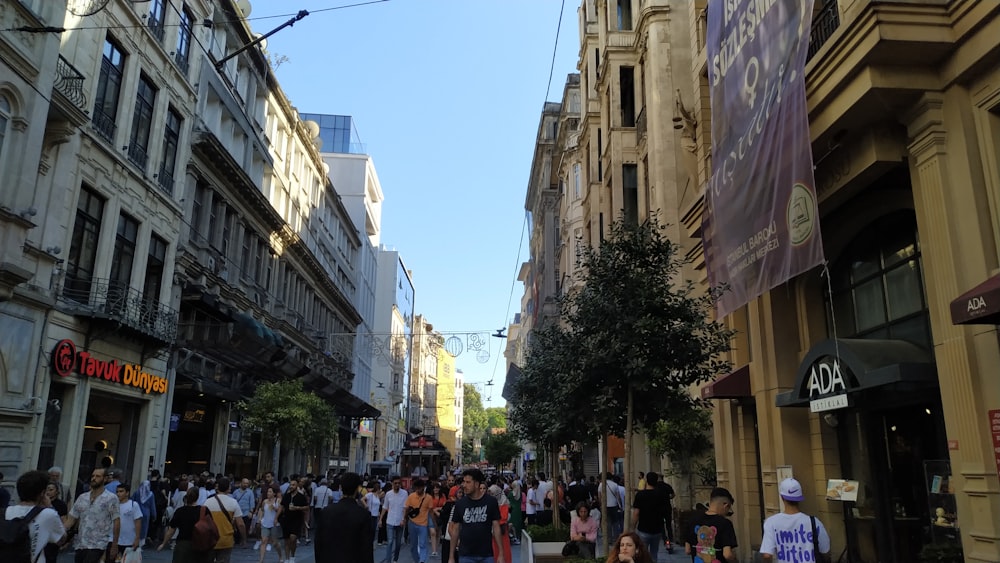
[826,211,930,348]
[65,187,106,302]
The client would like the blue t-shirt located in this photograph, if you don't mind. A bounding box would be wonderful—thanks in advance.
[451,494,501,557]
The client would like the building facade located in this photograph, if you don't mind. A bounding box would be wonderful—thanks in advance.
[688,1,1000,562]
[373,248,414,472]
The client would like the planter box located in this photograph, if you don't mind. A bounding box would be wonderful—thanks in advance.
[521,530,571,563]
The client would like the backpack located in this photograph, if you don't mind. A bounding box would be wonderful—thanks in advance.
[191,505,220,552]
[0,505,44,563]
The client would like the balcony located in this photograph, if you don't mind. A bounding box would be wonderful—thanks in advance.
[636,106,647,141]
[157,165,174,195]
[807,0,841,61]
[127,143,149,169]
[60,277,178,346]
[91,111,116,143]
[53,55,87,112]
[146,16,165,42]
[174,52,190,76]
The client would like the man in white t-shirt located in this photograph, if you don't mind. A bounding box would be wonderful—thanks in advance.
[4,470,66,563]
[113,483,143,556]
[525,480,539,525]
[598,473,624,538]
[535,472,552,511]
[378,476,408,563]
[761,478,831,563]
[311,479,333,532]
[207,477,247,563]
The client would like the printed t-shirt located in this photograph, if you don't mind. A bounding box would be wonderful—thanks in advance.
[404,492,432,526]
[633,489,667,535]
[4,505,65,563]
[69,489,120,549]
[759,512,829,563]
[206,494,243,549]
[451,493,501,558]
[115,500,143,546]
[684,512,738,562]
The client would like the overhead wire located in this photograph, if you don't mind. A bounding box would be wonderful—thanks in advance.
[1,0,390,34]
[544,0,568,102]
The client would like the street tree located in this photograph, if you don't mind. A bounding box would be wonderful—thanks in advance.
[646,404,715,505]
[561,216,733,529]
[482,431,522,471]
[239,380,338,474]
[485,407,508,431]
[463,383,488,439]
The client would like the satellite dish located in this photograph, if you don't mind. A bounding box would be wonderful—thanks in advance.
[254,33,268,52]
[304,120,320,140]
[236,0,252,16]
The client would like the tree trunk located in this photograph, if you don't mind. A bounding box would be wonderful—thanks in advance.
[624,385,634,531]
[551,444,561,529]
[600,435,609,556]
[271,435,281,476]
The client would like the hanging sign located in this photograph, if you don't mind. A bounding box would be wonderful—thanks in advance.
[52,339,169,394]
[807,357,850,412]
[703,0,825,317]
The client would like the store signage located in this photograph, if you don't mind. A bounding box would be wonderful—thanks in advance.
[989,410,1000,480]
[52,339,169,394]
[807,358,849,412]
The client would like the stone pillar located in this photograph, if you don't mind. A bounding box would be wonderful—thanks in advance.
[904,91,1000,563]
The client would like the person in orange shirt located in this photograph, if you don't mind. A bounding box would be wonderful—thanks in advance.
[488,484,513,563]
[404,479,433,563]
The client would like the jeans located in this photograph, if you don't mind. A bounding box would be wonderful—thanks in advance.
[637,530,661,561]
[607,507,623,538]
[408,521,429,563]
[385,524,404,562]
[458,557,495,563]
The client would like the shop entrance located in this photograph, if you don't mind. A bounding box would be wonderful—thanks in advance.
[79,393,141,485]
[840,399,949,562]
[165,399,215,475]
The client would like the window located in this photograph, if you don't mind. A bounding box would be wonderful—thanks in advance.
[128,74,157,169]
[620,67,635,127]
[0,94,10,174]
[826,212,930,349]
[240,223,253,275]
[144,235,167,303]
[110,213,140,291]
[93,36,126,142]
[573,163,582,199]
[191,182,206,238]
[221,206,236,259]
[597,129,603,181]
[623,164,638,225]
[175,6,193,73]
[159,107,181,194]
[65,187,105,301]
[146,0,166,41]
[617,0,632,30]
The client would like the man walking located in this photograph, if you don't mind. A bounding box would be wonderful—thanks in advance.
[684,487,738,563]
[448,468,504,563]
[64,467,120,563]
[315,472,374,563]
[4,470,66,563]
[379,476,407,563]
[761,478,831,563]
[600,473,624,539]
[632,471,667,561]
[232,478,255,546]
[113,483,143,560]
[404,479,433,563]
[206,477,247,563]
[311,478,333,536]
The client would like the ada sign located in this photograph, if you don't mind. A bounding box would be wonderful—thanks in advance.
[808,358,848,412]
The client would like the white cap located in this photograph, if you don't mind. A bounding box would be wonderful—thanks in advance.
[779,478,805,502]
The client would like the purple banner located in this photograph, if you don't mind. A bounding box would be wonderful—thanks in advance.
[703,0,824,317]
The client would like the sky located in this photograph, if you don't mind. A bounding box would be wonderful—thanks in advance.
[255,0,582,407]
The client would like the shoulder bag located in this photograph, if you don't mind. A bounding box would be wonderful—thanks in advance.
[191,505,220,552]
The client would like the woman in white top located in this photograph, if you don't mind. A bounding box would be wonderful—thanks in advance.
[363,483,382,539]
[525,478,539,525]
[4,470,66,563]
[257,487,284,563]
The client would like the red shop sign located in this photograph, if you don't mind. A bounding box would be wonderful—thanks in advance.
[52,339,169,394]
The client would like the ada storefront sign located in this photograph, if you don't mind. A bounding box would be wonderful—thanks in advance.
[807,357,849,413]
[52,339,168,394]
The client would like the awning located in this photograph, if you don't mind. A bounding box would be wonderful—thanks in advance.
[701,364,751,399]
[501,363,522,401]
[950,274,1000,325]
[776,338,937,408]
[330,389,380,419]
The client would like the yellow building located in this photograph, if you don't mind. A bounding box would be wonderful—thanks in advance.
[683,1,1000,562]
[436,347,460,460]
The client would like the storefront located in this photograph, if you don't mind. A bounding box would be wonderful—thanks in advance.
[38,333,172,492]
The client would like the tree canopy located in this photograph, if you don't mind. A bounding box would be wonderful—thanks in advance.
[239,380,337,456]
[463,383,488,439]
[482,431,522,470]
[485,407,508,431]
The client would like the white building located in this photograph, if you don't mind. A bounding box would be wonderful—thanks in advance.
[373,249,414,473]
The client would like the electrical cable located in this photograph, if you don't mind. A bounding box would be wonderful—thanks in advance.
[485,212,529,399]
[544,0,567,102]
[1,0,390,34]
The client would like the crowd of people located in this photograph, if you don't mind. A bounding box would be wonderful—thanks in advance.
[0,464,833,563]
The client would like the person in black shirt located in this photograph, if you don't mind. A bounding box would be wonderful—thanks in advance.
[684,487,738,563]
[448,468,504,563]
[567,474,591,510]
[632,472,667,561]
[653,479,676,551]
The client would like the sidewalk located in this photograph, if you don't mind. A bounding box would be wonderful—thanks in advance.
[56,542,317,563]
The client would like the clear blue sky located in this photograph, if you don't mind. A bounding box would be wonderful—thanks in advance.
[259,0,581,407]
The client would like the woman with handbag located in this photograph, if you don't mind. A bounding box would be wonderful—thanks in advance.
[157,487,213,563]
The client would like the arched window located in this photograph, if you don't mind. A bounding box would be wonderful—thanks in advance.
[826,211,931,348]
[0,94,11,169]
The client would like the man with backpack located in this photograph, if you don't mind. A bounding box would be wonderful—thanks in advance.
[64,467,120,563]
[1,470,66,563]
[206,477,246,563]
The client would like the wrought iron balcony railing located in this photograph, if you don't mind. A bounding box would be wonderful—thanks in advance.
[92,111,116,143]
[127,143,149,169]
[61,276,178,344]
[807,0,841,61]
[174,52,190,76]
[157,165,174,194]
[636,106,647,140]
[54,55,87,111]
[147,16,165,42]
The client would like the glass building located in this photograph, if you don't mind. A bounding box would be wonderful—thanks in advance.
[299,113,366,154]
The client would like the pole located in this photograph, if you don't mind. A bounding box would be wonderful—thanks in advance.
[214,10,309,70]
[624,386,634,531]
